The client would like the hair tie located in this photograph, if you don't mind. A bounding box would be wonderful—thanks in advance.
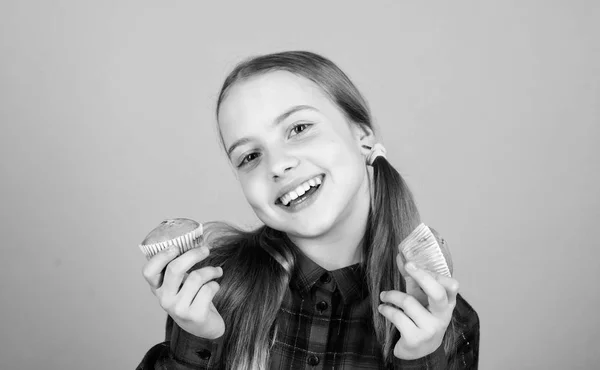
[366,143,387,165]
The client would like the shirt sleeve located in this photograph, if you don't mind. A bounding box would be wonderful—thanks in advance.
[136,318,225,370]
[447,294,480,369]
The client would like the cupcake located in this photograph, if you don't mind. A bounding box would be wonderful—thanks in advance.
[398,224,453,278]
[398,224,454,306]
[139,218,204,259]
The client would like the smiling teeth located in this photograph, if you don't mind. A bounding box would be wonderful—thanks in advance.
[279,176,323,206]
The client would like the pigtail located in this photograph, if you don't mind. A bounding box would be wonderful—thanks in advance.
[193,222,296,370]
[365,157,458,367]
[365,156,420,364]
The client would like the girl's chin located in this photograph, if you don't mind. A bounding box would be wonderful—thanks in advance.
[279,220,334,240]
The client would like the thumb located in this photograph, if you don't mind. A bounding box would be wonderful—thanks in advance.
[190,280,221,315]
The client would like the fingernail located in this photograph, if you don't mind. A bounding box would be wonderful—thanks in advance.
[200,246,209,254]
[217,267,223,274]
[406,262,417,271]
[380,291,386,300]
[377,304,384,312]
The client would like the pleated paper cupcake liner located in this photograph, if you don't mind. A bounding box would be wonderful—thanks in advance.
[398,223,451,278]
[139,223,204,258]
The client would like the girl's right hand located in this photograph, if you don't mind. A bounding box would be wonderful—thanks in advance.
[142,244,225,340]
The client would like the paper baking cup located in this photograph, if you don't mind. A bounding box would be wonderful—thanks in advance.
[399,223,451,278]
[139,223,203,258]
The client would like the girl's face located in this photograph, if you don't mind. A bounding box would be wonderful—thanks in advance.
[218,71,373,238]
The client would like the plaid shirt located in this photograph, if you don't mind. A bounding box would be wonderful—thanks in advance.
[138,238,480,369]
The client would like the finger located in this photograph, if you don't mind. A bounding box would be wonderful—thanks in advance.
[190,280,221,316]
[435,274,460,307]
[378,304,419,339]
[176,266,223,307]
[142,244,181,290]
[380,290,432,329]
[397,254,428,306]
[404,262,448,315]
[161,246,210,297]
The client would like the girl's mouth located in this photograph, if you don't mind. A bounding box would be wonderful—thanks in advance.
[275,175,325,211]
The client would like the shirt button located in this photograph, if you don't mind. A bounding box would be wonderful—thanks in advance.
[196,349,211,360]
[316,301,328,312]
[307,354,320,366]
[320,273,332,284]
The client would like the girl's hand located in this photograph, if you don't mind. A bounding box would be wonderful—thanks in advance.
[377,254,459,360]
[142,244,225,340]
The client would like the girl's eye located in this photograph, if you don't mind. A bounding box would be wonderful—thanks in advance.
[238,152,260,168]
[290,123,311,137]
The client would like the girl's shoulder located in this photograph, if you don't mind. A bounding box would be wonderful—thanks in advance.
[449,293,480,368]
[455,293,479,326]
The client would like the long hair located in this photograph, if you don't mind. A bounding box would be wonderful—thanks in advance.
[195,51,457,369]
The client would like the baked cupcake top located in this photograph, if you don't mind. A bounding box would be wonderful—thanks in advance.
[139,218,203,258]
[142,218,200,244]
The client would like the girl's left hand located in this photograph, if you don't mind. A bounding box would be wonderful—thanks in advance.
[378,254,459,360]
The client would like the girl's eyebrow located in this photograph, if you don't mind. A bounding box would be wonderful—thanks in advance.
[226,105,319,158]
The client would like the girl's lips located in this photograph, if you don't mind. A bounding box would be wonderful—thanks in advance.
[274,174,325,205]
[277,175,325,212]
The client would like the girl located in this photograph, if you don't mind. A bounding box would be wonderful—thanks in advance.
[138,51,479,369]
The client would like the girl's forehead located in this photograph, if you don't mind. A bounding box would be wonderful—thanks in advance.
[219,71,332,139]
[222,71,326,114]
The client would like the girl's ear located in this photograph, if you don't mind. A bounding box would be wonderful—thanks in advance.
[351,124,376,158]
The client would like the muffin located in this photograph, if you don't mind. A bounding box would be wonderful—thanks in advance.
[139,218,204,259]
[398,224,454,306]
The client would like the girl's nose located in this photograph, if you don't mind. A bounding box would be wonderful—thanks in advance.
[269,152,299,179]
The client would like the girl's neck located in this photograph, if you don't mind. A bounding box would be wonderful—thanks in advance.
[288,171,372,271]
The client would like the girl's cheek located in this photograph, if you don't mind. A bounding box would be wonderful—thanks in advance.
[238,176,254,200]
[241,174,267,204]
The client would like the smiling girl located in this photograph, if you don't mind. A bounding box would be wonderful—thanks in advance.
[138,51,479,369]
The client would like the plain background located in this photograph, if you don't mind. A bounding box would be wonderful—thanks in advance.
[1,1,598,369]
